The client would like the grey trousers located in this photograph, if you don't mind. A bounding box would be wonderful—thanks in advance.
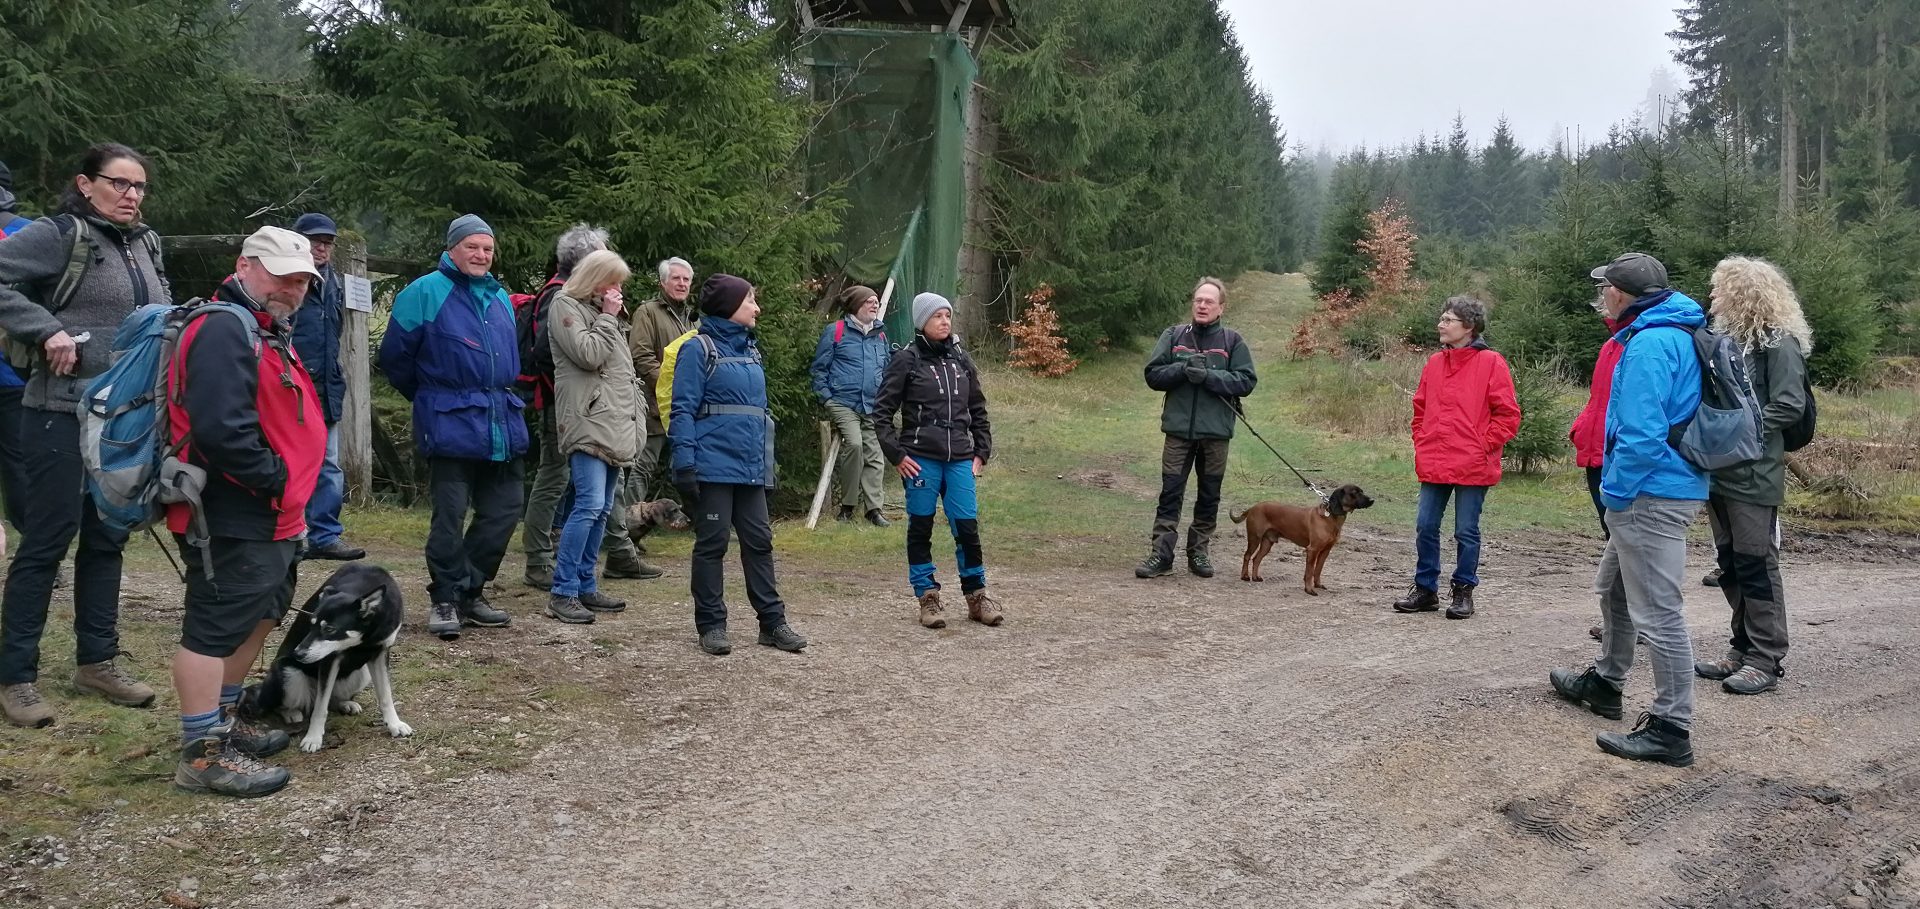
[1708,496,1789,674]
[1595,496,1702,729]
[824,402,884,511]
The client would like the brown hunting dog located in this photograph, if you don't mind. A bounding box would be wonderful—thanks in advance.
[1230,485,1375,594]
[623,498,692,541]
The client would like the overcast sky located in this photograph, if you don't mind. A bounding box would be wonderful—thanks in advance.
[1218,0,1687,154]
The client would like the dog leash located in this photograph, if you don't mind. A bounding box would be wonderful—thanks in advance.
[1220,395,1330,507]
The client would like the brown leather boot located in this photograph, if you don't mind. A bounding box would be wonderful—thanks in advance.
[1,683,55,728]
[918,591,946,629]
[965,590,1004,626]
[73,659,157,708]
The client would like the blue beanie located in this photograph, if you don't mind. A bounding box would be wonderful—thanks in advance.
[912,292,952,330]
[292,212,338,238]
[446,213,493,249]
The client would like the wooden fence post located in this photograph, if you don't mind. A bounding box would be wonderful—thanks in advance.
[339,238,375,506]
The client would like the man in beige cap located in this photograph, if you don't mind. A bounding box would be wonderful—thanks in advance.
[168,226,330,798]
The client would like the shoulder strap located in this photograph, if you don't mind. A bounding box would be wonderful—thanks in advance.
[47,214,92,314]
[834,319,845,344]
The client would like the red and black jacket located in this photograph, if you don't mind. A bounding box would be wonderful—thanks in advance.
[165,276,327,542]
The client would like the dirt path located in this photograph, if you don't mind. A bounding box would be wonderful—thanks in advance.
[208,529,1920,909]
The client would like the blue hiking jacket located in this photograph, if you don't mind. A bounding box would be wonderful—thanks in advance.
[378,254,528,461]
[1602,290,1710,510]
[289,261,346,424]
[808,317,889,413]
[669,316,775,488]
[0,213,32,388]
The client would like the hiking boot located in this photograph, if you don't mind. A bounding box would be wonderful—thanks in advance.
[174,732,291,798]
[604,551,663,580]
[1445,582,1476,619]
[918,591,947,629]
[1185,530,1215,578]
[1550,666,1624,720]
[545,595,596,624]
[1392,585,1440,613]
[304,540,366,561]
[1597,712,1694,767]
[1,683,55,728]
[1723,665,1779,695]
[758,624,808,653]
[426,602,462,640]
[965,590,1005,626]
[461,595,511,627]
[523,564,554,589]
[73,658,156,708]
[578,591,627,613]
[223,708,289,758]
[1694,657,1742,681]
[699,628,732,656]
[836,505,855,524]
[1702,568,1723,588]
[866,509,890,528]
[1135,551,1173,579]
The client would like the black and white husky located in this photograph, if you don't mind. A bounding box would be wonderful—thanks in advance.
[246,562,413,753]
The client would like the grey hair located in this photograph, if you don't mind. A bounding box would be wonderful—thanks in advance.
[554,223,610,278]
[1442,295,1489,336]
[657,257,693,283]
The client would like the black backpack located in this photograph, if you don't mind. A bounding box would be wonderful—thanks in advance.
[511,280,563,409]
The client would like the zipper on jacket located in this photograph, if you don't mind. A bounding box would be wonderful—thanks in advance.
[121,237,151,310]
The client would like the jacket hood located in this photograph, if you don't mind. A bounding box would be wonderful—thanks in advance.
[1620,289,1706,339]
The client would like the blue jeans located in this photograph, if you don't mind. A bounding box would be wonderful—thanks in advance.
[553,453,617,597]
[903,458,985,597]
[305,425,346,547]
[1414,482,1488,591]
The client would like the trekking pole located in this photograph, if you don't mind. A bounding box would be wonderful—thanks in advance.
[147,526,186,583]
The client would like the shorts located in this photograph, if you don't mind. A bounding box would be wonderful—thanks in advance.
[176,535,300,658]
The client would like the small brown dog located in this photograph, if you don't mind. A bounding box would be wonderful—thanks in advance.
[1230,485,1375,594]
[623,498,692,541]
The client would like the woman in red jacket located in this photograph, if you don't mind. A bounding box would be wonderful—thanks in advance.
[1568,299,1624,539]
[1392,296,1521,620]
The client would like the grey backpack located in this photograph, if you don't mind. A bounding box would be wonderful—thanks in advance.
[1661,326,1764,470]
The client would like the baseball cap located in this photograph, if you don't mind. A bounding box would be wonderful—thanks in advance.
[241,226,322,279]
[292,212,338,238]
[1589,252,1669,297]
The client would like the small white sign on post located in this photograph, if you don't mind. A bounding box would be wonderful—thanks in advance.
[344,275,374,313]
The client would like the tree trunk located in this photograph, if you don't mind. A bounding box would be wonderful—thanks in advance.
[1778,3,1796,212]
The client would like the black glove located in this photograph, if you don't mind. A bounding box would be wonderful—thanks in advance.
[1184,354,1209,385]
[673,468,700,503]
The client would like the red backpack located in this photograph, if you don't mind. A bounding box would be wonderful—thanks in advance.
[511,277,564,409]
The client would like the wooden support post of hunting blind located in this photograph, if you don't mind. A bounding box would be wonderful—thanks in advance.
[339,239,374,506]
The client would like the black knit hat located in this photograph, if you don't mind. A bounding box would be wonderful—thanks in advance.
[700,274,753,318]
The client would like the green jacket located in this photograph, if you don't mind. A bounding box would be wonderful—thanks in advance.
[1144,320,1256,440]
[1711,336,1809,506]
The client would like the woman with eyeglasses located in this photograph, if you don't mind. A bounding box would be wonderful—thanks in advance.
[0,142,173,728]
[1391,295,1521,622]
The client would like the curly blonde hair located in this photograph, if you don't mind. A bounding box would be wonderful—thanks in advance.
[1709,256,1813,354]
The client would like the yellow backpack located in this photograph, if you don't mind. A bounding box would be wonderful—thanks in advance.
[656,328,715,423]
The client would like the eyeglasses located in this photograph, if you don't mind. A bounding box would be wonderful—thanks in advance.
[89,175,151,197]
[1438,315,1465,325]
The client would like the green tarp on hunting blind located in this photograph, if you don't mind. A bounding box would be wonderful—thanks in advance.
[808,30,974,342]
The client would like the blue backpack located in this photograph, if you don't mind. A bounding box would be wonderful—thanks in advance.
[79,299,261,558]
